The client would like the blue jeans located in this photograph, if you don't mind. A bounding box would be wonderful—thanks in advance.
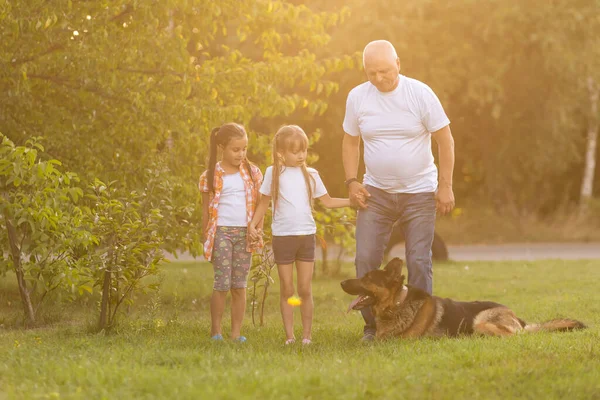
[355,185,436,335]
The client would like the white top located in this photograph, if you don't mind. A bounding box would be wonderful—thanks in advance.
[343,74,450,193]
[260,166,327,236]
[217,172,247,227]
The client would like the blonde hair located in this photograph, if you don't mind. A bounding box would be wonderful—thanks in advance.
[271,125,315,211]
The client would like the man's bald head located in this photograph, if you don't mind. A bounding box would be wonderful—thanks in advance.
[362,40,401,93]
[362,40,398,67]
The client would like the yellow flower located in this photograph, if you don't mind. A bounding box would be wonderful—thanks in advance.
[451,207,464,218]
[287,296,302,307]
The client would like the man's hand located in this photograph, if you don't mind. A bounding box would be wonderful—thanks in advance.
[342,134,369,209]
[432,126,455,216]
[349,181,370,209]
[435,185,455,215]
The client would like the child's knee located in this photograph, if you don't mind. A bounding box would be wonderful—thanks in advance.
[280,285,295,299]
[297,285,312,299]
[230,286,247,295]
[213,281,231,292]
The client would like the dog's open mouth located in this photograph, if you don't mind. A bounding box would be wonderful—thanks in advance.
[347,295,375,312]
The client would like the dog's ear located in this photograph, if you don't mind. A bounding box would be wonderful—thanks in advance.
[383,258,403,277]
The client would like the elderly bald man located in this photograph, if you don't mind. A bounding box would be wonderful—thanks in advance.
[342,40,455,341]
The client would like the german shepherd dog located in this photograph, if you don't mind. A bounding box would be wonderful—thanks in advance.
[341,258,586,339]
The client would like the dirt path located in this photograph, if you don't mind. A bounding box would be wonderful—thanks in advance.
[389,242,600,261]
[165,242,600,262]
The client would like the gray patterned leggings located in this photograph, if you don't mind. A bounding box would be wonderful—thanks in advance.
[212,226,252,291]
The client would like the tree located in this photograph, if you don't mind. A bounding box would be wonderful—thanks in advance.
[85,179,164,331]
[580,77,599,213]
[1,0,350,255]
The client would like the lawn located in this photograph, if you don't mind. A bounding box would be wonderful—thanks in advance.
[1,259,599,399]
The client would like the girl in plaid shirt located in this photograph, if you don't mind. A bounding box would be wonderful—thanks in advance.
[199,123,263,343]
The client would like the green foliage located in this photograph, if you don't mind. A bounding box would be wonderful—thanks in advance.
[0,134,94,325]
[314,205,355,276]
[0,0,351,256]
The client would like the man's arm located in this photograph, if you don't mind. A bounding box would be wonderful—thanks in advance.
[342,133,361,181]
[342,133,370,208]
[431,125,455,215]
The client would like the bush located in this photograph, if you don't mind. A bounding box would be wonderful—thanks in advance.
[0,134,95,326]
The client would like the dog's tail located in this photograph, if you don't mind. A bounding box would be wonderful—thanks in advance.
[524,318,586,333]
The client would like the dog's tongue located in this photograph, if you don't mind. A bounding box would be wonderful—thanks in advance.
[347,295,365,313]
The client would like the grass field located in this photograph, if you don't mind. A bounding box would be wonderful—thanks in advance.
[1,259,600,399]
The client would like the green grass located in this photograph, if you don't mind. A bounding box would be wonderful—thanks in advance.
[1,259,600,399]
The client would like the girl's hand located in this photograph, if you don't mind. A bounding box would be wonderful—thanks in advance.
[248,223,260,241]
[349,182,370,209]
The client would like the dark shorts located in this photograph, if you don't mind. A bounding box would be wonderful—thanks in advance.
[272,234,316,265]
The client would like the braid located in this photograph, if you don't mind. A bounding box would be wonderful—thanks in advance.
[300,164,316,210]
[207,127,221,194]
[271,151,282,212]
[243,157,255,191]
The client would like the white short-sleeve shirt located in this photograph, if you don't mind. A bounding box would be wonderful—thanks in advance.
[342,74,450,193]
[216,172,247,227]
[260,166,327,236]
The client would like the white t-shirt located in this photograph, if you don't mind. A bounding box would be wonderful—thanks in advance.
[343,74,450,193]
[260,166,327,236]
[217,172,247,227]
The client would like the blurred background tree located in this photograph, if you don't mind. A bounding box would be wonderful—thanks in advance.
[303,0,600,219]
[2,0,600,253]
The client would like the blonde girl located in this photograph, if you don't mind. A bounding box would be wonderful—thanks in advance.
[249,125,350,345]
[199,123,263,342]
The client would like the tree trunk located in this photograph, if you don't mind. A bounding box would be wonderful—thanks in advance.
[319,245,327,277]
[580,77,599,213]
[259,279,269,327]
[251,281,257,326]
[3,209,35,325]
[318,234,328,276]
[98,268,112,330]
[333,245,345,276]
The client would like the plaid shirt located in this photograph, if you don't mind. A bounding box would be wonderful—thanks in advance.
[199,161,263,261]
